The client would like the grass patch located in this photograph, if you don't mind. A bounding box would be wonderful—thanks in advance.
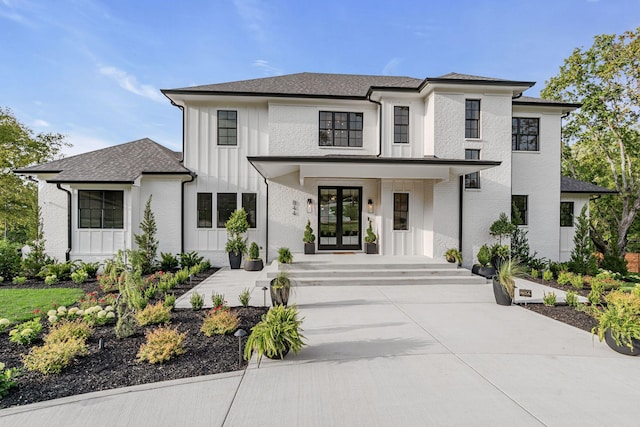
[0,288,84,323]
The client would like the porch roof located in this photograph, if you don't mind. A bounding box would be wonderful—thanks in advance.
[247,155,501,183]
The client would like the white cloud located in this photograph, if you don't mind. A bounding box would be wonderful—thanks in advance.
[99,66,164,103]
[252,59,282,76]
[233,0,268,44]
[33,119,49,127]
[382,58,402,76]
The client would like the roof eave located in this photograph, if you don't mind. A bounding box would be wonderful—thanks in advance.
[161,89,367,101]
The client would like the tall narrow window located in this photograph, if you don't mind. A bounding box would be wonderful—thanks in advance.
[78,190,124,229]
[512,117,540,151]
[217,193,237,228]
[465,99,480,138]
[394,106,409,143]
[560,202,574,227]
[197,193,212,228]
[217,110,237,146]
[319,111,363,147]
[512,195,528,226]
[393,193,409,231]
[464,149,480,189]
[242,193,257,228]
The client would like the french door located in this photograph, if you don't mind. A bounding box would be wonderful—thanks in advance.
[318,187,361,250]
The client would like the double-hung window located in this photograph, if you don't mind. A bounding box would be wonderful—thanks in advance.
[393,193,409,231]
[217,110,237,146]
[214,192,257,228]
[512,195,528,226]
[512,118,539,151]
[197,193,213,228]
[465,99,480,138]
[78,190,123,229]
[464,149,480,189]
[560,202,574,227]
[394,106,409,144]
[319,111,363,147]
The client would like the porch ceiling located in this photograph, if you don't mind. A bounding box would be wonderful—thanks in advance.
[247,155,501,183]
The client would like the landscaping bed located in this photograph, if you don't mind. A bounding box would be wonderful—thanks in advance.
[0,268,268,409]
[522,304,597,333]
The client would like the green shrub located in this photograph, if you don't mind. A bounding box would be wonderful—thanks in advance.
[0,362,21,398]
[199,259,212,270]
[179,251,204,270]
[160,252,179,272]
[211,292,226,309]
[144,283,157,300]
[44,274,59,285]
[45,319,93,344]
[593,289,640,351]
[190,292,204,311]
[244,305,305,362]
[174,269,190,285]
[78,261,101,278]
[543,292,557,307]
[9,318,43,345]
[248,242,261,260]
[239,288,251,307]
[600,252,628,276]
[557,271,572,286]
[565,290,579,307]
[201,308,239,336]
[476,244,491,267]
[0,318,11,332]
[136,326,186,364]
[136,302,171,326]
[277,247,293,264]
[588,280,605,306]
[23,336,87,374]
[530,269,539,279]
[83,305,116,326]
[70,269,88,284]
[570,274,584,289]
[0,240,22,280]
[38,260,77,281]
[163,294,176,309]
[12,276,26,285]
[542,270,553,281]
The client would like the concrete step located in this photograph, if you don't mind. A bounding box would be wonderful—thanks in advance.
[266,268,473,279]
[279,262,459,271]
[256,275,487,287]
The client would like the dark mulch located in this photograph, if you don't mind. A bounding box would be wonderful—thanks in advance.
[0,269,268,409]
[522,304,598,333]
[525,277,591,297]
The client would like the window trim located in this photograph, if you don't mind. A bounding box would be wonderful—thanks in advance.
[217,110,238,146]
[318,111,364,148]
[560,201,574,227]
[393,192,409,231]
[464,149,481,189]
[512,195,528,226]
[393,106,409,144]
[78,190,124,229]
[197,192,213,228]
[512,117,540,152]
[465,99,481,139]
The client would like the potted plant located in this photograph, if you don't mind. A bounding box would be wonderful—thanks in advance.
[492,258,523,306]
[270,271,291,306]
[278,247,293,265]
[244,305,305,363]
[225,209,249,269]
[444,248,462,266]
[364,219,378,254]
[593,289,640,356]
[244,242,264,271]
[490,243,510,271]
[303,220,316,254]
[472,244,495,278]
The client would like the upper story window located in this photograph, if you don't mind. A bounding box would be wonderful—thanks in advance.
[217,110,237,146]
[560,201,574,227]
[512,118,539,151]
[464,149,480,189]
[465,99,480,139]
[78,190,123,229]
[512,195,528,226]
[394,106,409,144]
[319,111,363,147]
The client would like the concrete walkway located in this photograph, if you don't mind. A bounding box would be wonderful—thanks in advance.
[2,278,639,426]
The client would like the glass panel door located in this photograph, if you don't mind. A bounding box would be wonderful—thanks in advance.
[318,187,361,250]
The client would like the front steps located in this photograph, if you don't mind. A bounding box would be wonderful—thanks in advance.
[255,258,486,287]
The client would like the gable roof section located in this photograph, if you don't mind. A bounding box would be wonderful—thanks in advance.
[14,138,191,183]
[561,176,616,194]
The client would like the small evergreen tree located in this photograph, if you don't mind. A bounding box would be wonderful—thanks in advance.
[134,196,158,274]
[568,204,598,275]
[22,207,52,277]
[489,212,515,245]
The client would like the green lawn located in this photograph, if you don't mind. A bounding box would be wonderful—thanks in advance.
[0,288,84,323]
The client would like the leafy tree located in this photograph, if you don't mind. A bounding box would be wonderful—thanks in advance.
[0,107,68,242]
[541,28,640,256]
[133,195,158,274]
[568,205,598,275]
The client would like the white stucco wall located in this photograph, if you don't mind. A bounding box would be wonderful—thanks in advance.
[559,194,589,262]
[380,179,425,256]
[39,181,69,261]
[138,177,183,257]
[379,97,425,158]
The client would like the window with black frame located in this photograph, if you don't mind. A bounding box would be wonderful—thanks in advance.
[394,106,409,143]
[465,149,480,189]
[393,193,409,230]
[465,99,480,138]
[78,190,123,229]
[560,201,574,227]
[319,111,363,147]
[512,118,539,151]
[242,193,257,228]
[197,193,212,228]
[217,193,237,228]
[217,110,237,146]
[512,195,528,226]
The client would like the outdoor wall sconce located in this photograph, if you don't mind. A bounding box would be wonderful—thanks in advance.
[367,199,374,213]
[307,198,313,213]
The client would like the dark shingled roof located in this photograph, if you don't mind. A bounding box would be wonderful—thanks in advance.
[162,71,535,99]
[14,138,191,183]
[561,176,616,194]
[513,96,581,109]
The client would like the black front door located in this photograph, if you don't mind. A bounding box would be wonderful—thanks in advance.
[318,187,361,250]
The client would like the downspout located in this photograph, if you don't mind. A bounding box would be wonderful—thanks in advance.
[181,173,196,253]
[458,176,463,253]
[56,183,72,261]
[246,159,270,263]
[367,95,383,157]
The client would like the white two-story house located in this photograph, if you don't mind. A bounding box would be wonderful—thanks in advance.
[16,72,613,267]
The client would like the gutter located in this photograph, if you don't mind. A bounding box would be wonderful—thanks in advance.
[367,95,383,157]
[458,176,463,254]
[180,173,196,253]
[56,184,72,261]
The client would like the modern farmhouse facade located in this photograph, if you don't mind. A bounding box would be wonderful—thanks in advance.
[16,72,613,267]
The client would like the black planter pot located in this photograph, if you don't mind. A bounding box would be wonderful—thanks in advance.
[471,265,481,275]
[479,266,496,278]
[492,276,512,306]
[266,345,290,360]
[604,329,640,356]
[304,242,315,255]
[365,242,378,254]
[244,259,264,271]
[270,278,290,306]
[228,252,243,269]
[491,256,506,270]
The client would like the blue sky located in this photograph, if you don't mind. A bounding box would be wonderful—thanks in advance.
[1,0,638,156]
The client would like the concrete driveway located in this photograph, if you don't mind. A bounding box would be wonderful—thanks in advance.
[2,282,638,427]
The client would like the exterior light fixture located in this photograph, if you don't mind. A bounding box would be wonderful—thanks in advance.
[307,198,313,213]
[367,199,374,213]
[234,329,248,366]
[262,286,268,306]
